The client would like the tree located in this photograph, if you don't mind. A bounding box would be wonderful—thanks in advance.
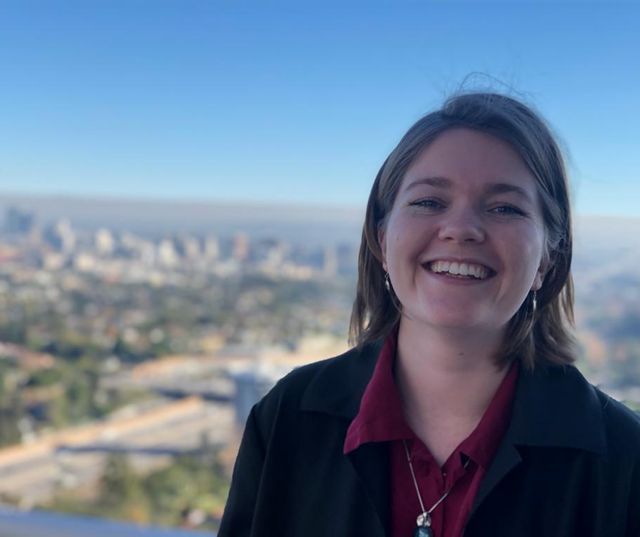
[0,364,24,447]
[98,452,150,523]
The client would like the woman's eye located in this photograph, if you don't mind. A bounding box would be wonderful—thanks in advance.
[491,205,525,216]
[410,199,444,209]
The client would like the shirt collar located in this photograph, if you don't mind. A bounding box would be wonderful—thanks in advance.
[300,338,606,456]
[343,330,413,453]
[341,330,519,470]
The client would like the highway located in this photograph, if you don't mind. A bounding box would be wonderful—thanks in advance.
[0,399,234,508]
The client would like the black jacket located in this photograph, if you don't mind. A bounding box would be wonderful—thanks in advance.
[219,342,640,537]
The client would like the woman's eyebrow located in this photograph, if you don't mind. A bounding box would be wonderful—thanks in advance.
[403,176,452,192]
[484,182,534,203]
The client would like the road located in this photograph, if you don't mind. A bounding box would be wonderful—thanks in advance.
[0,400,234,508]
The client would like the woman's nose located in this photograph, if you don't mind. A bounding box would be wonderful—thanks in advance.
[437,209,486,244]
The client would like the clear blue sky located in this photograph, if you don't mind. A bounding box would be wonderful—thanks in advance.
[0,1,639,217]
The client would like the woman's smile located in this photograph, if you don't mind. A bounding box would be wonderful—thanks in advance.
[424,259,496,280]
[422,264,495,285]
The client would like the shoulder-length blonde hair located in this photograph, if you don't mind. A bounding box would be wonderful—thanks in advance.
[349,92,577,370]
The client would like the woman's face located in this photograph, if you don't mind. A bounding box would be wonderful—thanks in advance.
[379,128,547,334]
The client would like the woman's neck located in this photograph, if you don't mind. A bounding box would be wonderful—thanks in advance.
[395,316,510,430]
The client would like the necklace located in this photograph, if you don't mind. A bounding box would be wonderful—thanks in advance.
[402,439,470,537]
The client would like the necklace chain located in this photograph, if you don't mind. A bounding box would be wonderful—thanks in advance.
[402,439,470,527]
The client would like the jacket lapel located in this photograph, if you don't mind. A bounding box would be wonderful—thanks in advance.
[346,441,391,536]
[469,429,522,516]
[471,362,607,517]
[300,341,382,420]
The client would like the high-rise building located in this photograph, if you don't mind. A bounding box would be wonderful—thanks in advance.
[94,228,115,256]
[157,238,179,267]
[254,237,289,267]
[45,219,76,253]
[174,235,201,261]
[203,235,219,260]
[232,232,250,263]
[4,206,39,240]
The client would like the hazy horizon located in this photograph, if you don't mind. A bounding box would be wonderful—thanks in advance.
[2,191,639,249]
[0,192,365,244]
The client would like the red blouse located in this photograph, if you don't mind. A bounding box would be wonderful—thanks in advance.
[344,330,518,537]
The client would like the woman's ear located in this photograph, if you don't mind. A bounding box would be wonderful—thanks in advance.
[531,257,548,292]
[378,227,388,272]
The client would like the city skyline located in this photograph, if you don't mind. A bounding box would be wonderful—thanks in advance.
[1,2,639,217]
[2,192,640,249]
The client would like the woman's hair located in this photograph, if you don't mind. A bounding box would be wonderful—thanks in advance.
[349,92,577,370]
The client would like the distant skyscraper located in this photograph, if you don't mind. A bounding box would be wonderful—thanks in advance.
[232,370,274,427]
[4,206,39,239]
[120,232,156,265]
[45,219,76,253]
[174,235,201,261]
[254,237,289,267]
[157,238,179,267]
[203,235,219,260]
[233,232,250,262]
[94,228,115,256]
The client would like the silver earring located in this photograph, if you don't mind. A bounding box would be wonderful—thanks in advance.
[384,272,403,311]
[532,291,537,314]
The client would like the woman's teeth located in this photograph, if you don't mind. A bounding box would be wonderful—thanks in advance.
[428,261,490,279]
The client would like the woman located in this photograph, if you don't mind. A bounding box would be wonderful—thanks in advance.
[219,93,640,537]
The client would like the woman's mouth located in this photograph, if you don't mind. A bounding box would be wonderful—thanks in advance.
[424,260,496,280]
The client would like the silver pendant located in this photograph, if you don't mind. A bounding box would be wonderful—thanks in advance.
[416,511,432,527]
[413,511,433,537]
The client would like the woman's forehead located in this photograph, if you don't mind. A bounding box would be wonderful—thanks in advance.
[407,129,533,183]
[397,129,537,198]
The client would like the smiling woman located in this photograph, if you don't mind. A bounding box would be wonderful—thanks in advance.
[219,93,640,537]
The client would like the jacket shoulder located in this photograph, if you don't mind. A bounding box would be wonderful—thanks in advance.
[219,350,364,537]
[593,385,640,456]
[249,344,368,437]
[263,345,360,404]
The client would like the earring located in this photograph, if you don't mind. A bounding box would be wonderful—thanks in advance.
[531,290,537,314]
[384,271,403,311]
